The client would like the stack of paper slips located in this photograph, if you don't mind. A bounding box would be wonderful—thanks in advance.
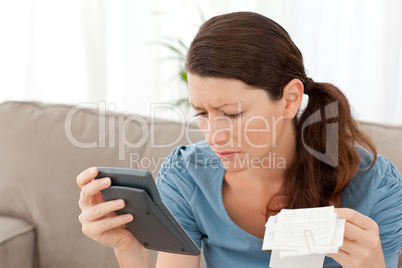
[262,206,345,268]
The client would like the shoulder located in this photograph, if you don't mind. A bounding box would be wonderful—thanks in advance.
[155,140,223,197]
[350,146,402,258]
[354,145,401,191]
[343,145,401,215]
[157,140,221,177]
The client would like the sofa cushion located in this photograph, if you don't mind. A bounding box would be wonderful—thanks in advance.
[0,216,36,268]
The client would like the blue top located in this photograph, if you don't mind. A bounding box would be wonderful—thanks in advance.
[155,140,402,268]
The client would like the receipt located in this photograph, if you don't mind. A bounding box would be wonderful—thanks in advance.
[275,206,336,247]
[262,206,345,268]
[269,250,325,268]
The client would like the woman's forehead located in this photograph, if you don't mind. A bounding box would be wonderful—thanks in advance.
[189,100,244,110]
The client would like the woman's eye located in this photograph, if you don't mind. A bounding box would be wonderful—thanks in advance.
[225,112,242,119]
[194,112,208,118]
[193,112,242,118]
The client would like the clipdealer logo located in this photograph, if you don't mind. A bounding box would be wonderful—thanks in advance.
[301,101,339,167]
[64,100,340,167]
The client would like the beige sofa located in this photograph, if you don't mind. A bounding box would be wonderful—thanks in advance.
[0,101,400,268]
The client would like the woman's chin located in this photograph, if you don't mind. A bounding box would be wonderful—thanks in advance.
[220,161,248,173]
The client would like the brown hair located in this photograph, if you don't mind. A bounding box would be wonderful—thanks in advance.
[185,12,377,216]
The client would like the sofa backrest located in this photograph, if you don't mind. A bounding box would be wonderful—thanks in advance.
[0,101,204,268]
[360,121,402,171]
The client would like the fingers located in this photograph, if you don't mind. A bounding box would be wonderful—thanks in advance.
[76,167,98,188]
[82,213,134,240]
[343,221,380,247]
[327,248,352,267]
[327,238,362,267]
[328,238,377,267]
[81,199,126,222]
[78,177,111,209]
[77,167,136,249]
[328,208,384,267]
[335,208,381,246]
[334,208,377,231]
[339,236,362,257]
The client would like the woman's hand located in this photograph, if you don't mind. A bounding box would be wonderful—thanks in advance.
[327,208,386,268]
[77,167,139,251]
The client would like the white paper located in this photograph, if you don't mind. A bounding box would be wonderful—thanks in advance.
[273,206,335,248]
[262,206,346,265]
[262,215,278,250]
[269,250,326,268]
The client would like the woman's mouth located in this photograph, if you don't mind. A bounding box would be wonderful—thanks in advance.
[213,151,240,159]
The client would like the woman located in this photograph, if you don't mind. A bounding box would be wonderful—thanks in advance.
[77,12,401,267]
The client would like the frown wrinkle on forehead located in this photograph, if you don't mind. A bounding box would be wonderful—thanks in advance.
[189,101,244,111]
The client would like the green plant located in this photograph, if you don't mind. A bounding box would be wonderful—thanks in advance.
[157,37,189,107]
[154,6,205,109]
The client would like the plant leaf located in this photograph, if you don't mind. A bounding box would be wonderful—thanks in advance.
[179,70,188,84]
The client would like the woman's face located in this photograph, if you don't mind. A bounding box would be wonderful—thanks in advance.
[188,73,292,173]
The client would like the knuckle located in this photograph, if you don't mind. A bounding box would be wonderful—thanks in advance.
[371,221,379,232]
[101,219,111,229]
[77,168,96,187]
[78,199,83,209]
[369,235,381,249]
[81,185,89,198]
[76,170,88,186]
[360,249,370,260]
[91,205,102,217]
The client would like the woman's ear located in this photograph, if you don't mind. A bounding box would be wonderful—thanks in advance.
[282,78,304,120]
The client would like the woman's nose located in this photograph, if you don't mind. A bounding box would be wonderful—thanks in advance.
[203,116,232,147]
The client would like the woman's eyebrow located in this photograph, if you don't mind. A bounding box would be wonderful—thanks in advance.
[189,101,244,110]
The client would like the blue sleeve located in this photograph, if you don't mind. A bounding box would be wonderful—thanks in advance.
[369,156,402,267]
[155,146,202,248]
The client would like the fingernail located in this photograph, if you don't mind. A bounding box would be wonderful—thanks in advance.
[101,177,110,186]
[90,167,97,175]
[125,214,133,222]
[115,199,124,208]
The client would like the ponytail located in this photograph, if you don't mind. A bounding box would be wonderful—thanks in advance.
[267,80,377,216]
